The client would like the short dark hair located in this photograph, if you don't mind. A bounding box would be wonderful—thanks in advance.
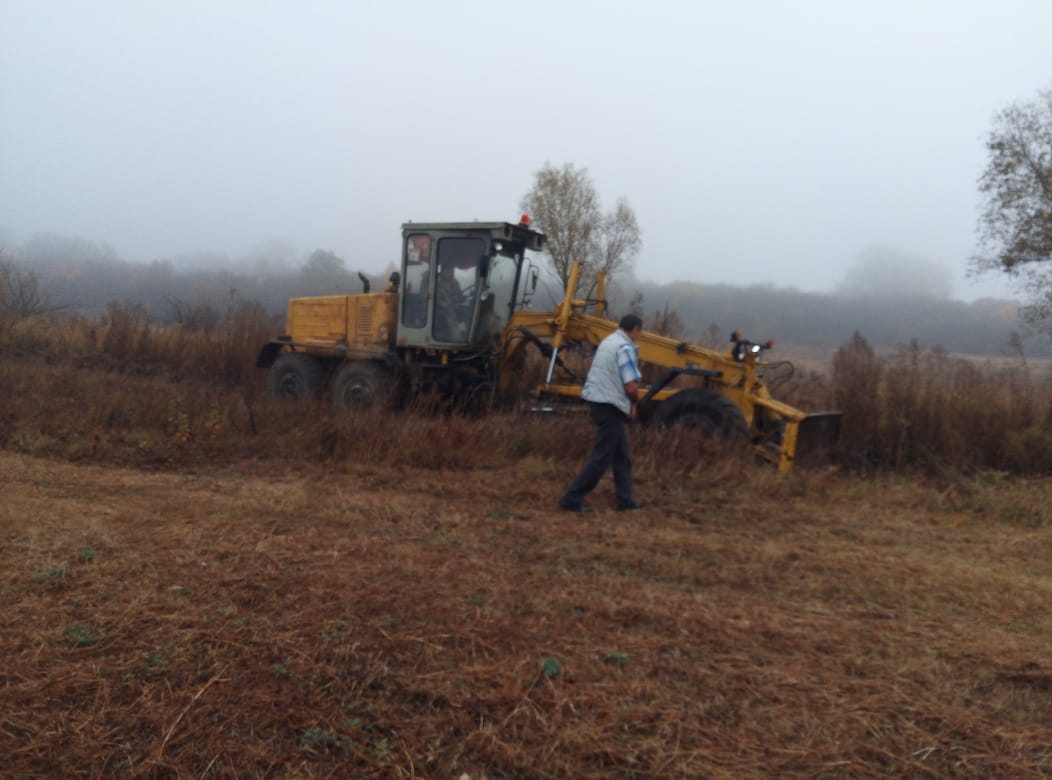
[619,314,643,332]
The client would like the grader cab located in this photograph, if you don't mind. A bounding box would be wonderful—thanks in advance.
[256,217,840,471]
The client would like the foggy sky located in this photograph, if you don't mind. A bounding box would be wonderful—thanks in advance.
[2,1,1051,301]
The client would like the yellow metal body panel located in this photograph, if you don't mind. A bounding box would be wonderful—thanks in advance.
[286,292,398,354]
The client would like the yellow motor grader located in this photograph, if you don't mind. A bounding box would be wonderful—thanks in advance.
[256,218,840,471]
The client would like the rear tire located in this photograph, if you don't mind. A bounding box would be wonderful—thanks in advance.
[268,353,324,400]
[655,389,747,440]
[331,361,395,410]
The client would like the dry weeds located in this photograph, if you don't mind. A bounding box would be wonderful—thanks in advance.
[2,320,1052,777]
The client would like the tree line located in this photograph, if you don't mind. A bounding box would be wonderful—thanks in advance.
[1,231,1046,357]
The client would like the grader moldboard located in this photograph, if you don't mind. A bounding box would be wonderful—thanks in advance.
[256,217,840,471]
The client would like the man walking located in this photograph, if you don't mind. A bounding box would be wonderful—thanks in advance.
[559,314,644,513]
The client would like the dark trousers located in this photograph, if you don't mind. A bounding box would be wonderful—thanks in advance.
[562,402,633,507]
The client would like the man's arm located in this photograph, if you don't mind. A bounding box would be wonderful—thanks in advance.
[618,341,642,419]
[624,379,640,419]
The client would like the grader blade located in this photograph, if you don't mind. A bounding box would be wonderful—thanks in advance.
[793,412,842,467]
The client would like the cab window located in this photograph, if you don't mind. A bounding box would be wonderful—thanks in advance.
[402,234,431,328]
[433,237,483,342]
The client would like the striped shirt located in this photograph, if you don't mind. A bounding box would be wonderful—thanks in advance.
[581,329,641,416]
[616,338,642,386]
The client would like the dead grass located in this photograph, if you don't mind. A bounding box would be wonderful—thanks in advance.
[4,309,1051,474]
[832,334,1052,473]
[2,452,1051,778]
[3,318,1052,777]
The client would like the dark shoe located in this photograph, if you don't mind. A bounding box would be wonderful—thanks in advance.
[559,499,593,513]
[616,500,643,511]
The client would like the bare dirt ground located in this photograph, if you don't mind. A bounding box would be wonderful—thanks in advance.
[3,450,1052,778]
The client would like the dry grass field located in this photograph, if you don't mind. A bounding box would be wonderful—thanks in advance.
[4,447,1052,779]
[2,314,1052,778]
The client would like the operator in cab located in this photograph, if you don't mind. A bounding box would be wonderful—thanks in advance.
[434,260,467,341]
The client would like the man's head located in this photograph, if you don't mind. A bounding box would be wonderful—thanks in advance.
[618,313,643,342]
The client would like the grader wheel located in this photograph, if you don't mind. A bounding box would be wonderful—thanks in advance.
[331,361,395,410]
[268,353,324,400]
[655,389,747,440]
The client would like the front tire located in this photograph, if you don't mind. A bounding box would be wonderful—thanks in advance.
[655,389,747,440]
[268,353,324,400]
[331,361,395,410]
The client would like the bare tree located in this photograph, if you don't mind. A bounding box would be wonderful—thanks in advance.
[648,302,685,339]
[301,249,347,277]
[300,249,352,294]
[972,84,1052,327]
[0,253,55,319]
[248,238,298,276]
[596,197,642,291]
[520,162,641,299]
[838,246,953,299]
